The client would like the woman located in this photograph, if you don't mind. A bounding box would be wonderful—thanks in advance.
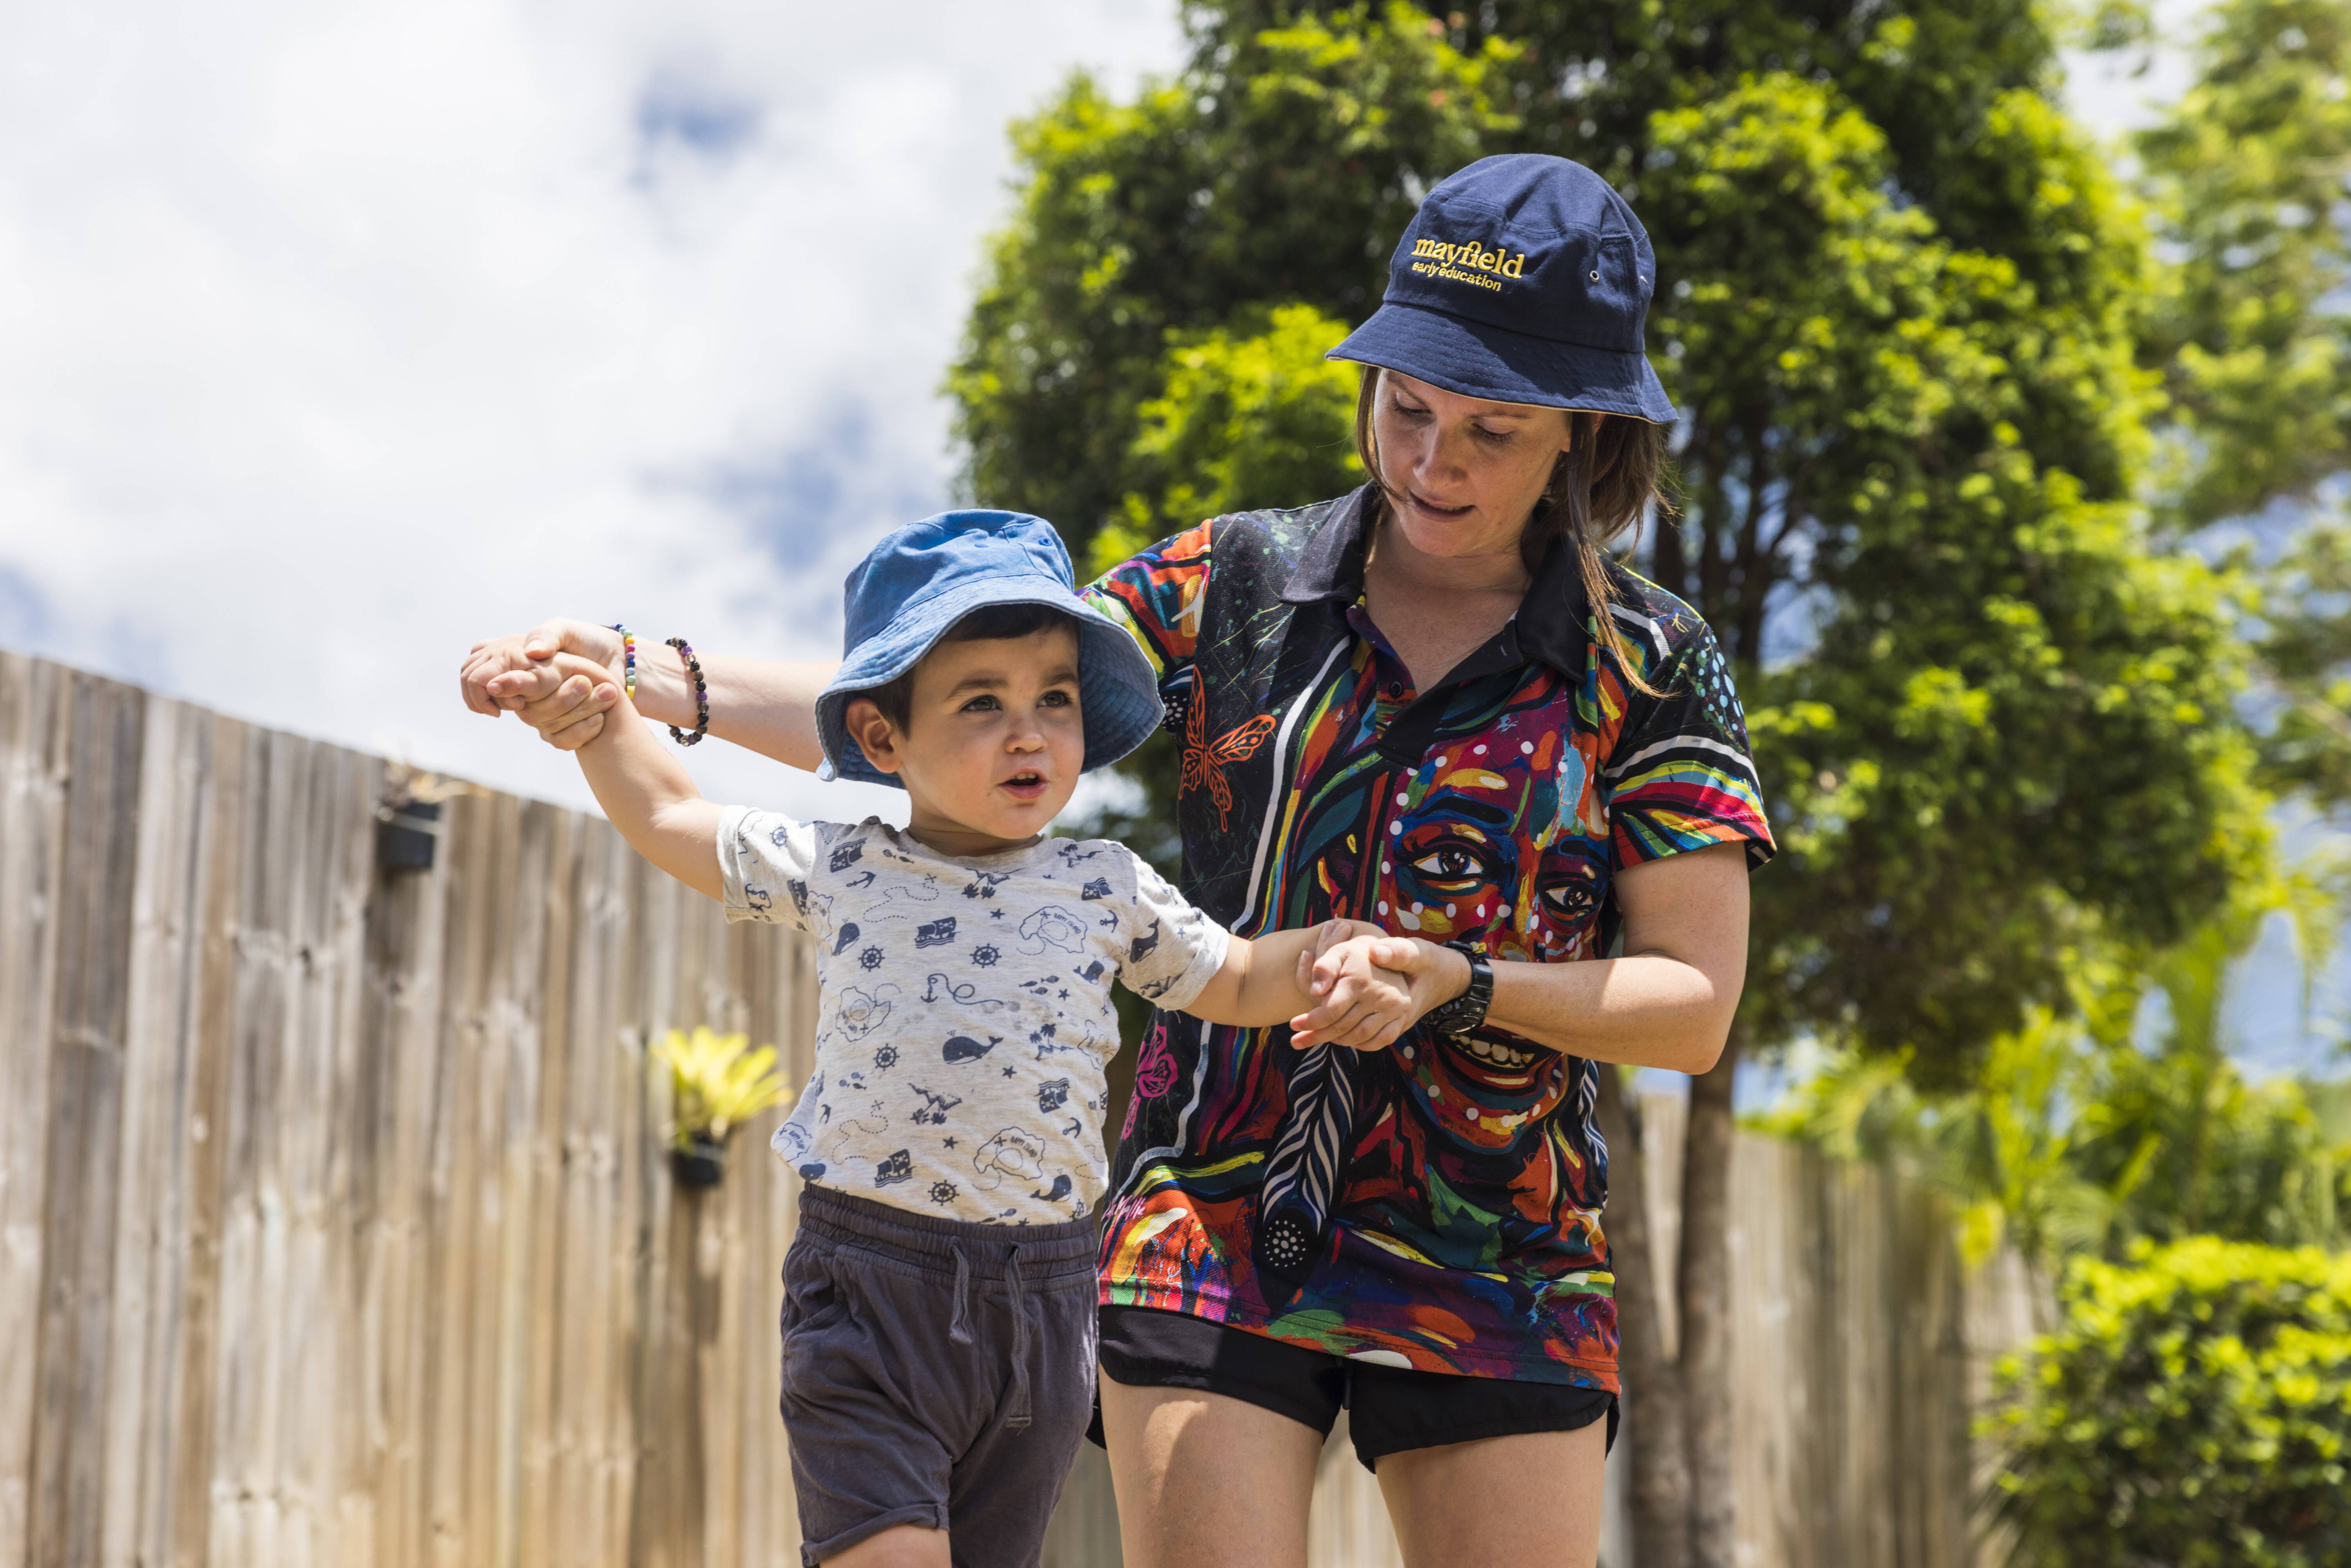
[464,154,1771,1567]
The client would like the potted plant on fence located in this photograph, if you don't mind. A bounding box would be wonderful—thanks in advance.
[653,1026,794,1188]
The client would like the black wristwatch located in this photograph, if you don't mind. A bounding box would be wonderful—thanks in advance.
[1419,941,1494,1035]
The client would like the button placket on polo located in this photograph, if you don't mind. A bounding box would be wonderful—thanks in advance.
[1373,626,1526,768]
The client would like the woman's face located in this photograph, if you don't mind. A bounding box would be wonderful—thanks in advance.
[1369,369,1575,563]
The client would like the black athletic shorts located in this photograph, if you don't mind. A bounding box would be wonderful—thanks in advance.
[1089,1304,1618,1472]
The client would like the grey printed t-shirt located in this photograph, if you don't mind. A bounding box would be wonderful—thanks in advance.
[717,811,1230,1226]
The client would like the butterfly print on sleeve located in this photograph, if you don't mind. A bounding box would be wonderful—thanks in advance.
[1183,691,1279,830]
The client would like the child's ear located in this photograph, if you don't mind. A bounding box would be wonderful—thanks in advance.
[842,697,904,775]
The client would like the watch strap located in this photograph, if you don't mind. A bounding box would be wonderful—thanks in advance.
[1422,941,1494,1035]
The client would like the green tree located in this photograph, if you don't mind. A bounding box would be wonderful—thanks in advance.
[2128,0,2351,833]
[2137,0,2351,531]
[949,5,2282,1561]
[947,5,1508,541]
[2129,0,2351,814]
[1089,301,1364,574]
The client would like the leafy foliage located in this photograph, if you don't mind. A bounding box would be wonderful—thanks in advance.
[1089,301,1364,577]
[652,1027,794,1149]
[947,3,1508,542]
[2135,0,2351,811]
[1989,1238,2351,1567]
[1762,862,2351,1265]
[2137,0,2351,530]
[1628,71,2261,1076]
[2259,527,2351,804]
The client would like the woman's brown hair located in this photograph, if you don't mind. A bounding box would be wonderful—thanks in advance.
[1352,368,1674,691]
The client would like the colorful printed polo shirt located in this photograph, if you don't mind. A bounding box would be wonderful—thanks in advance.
[1083,487,1774,1390]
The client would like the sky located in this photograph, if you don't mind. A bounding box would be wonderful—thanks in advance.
[0,0,1186,826]
[6,0,2334,1074]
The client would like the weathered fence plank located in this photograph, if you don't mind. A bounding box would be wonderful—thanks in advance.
[0,654,71,1559]
[1,652,2048,1568]
[28,669,145,1568]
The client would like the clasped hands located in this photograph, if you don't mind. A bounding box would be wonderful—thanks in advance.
[1286,920,1471,1055]
[461,621,625,750]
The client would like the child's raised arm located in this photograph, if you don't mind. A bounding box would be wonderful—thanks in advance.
[1182,922,1416,1052]
[537,653,727,902]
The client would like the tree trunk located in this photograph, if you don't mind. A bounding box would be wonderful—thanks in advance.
[1597,1065,1690,1568]
[1680,1029,1743,1568]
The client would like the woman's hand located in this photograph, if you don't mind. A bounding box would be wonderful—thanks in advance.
[1291,928,1469,1053]
[460,619,625,750]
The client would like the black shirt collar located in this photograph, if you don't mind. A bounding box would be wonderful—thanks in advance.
[1280,485,1592,682]
[1279,485,1376,605]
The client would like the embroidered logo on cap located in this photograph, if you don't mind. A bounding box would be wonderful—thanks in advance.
[1408,235,1527,292]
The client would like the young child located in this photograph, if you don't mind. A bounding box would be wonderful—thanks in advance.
[518,511,1407,1568]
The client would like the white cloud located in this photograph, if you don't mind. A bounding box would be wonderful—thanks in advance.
[0,0,1184,821]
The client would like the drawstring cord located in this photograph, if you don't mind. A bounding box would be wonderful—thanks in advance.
[949,1243,974,1345]
[945,1236,1035,1429]
[1004,1244,1032,1429]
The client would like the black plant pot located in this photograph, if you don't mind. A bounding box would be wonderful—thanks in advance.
[377,799,442,873]
[670,1135,727,1188]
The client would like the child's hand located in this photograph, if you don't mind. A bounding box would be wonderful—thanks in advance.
[1292,918,1386,996]
[1287,932,1415,1052]
[482,652,624,752]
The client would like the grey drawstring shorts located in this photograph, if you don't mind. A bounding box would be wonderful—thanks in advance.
[780,1185,1100,1567]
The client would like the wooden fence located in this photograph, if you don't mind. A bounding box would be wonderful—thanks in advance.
[1,651,2046,1568]
[1,651,824,1568]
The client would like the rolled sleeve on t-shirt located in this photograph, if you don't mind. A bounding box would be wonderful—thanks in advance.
[715,805,820,931]
[1603,617,1775,873]
[1082,520,1217,679]
[1114,855,1231,1011]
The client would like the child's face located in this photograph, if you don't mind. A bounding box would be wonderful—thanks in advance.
[846,625,1086,852]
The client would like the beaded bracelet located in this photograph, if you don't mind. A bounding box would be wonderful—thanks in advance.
[606,624,638,699]
[665,636,708,746]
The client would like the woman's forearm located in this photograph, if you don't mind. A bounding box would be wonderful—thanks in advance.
[629,645,838,771]
[1483,952,1739,1075]
[1293,846,1751,1075]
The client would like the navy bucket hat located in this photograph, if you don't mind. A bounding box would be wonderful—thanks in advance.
[1329,153,1675,422]
[814,511,1163,788]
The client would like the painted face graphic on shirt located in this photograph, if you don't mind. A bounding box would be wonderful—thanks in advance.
[1284,696,1612,1157]
[1386,733,1612,1154]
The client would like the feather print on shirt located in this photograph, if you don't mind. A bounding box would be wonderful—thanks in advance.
[1252,1039,1354,1288]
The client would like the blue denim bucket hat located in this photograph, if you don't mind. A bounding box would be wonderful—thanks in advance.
[1329,153,1675,422]
[814,510,1163,788]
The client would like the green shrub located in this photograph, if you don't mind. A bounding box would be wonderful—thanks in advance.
[1989,1237,2351,1567]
